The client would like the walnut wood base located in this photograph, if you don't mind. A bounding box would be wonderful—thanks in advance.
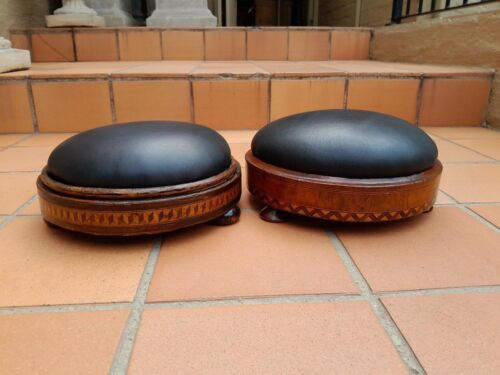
[37,160,242,236]
[246,152,442,223]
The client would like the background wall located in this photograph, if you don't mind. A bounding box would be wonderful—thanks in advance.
[0,0,53,38]
[371,11,500,128]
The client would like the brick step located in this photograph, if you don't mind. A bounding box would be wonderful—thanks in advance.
[10,27,371,63]
[0,60,493,133]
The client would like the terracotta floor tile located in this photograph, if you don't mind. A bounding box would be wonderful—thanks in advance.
[113,80,191,123]
[0,217,151,306]
[118,29,162,61]
[336,207,500,292]
[288,30,330,61]
[434,138,492,162]
[12,61,141,79]
[270,79,345,121]
[0,147,51,172]
[422,126,500,140]
[147,211,356,302]
[14,133,74,147]
[240,167,264,211]
[130,301,406,374]
[392,63,493,78]
[452,139,500,160]
[10,32,30,50]
[0,173,37,214]
[440,164,500,203]
[191,61,269,78]
[468,205,500,228]
[255,61,344,77]
[18,196,41,215]
[246,30,288,60]
[218,130,257,144]
[74,30,119,62]
[0,134,29,147]
[112,61,200,78]
[0,310,128,375]
[31,31,75,62]
[435,191,454,205]
[32,81,112,132]
[0,82,34,133]
[193,80,269,129]
[204,30,246,60]
[324,61,417,77]
[229,143,250,165]
[419,79,491,126]
[383,293,500,374]
[330,31,370,60]
[347,79,419,123]
[161,30,204,60]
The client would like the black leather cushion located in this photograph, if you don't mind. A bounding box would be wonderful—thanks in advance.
[47,121,232,188]
[252,110,438,178]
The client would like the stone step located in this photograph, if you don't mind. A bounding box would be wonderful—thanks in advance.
[10,27,371,63]
[0,60,494,133]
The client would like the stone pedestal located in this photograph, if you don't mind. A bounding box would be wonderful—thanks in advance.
[0,38,31,74]
[147,0,217,27]
[86,0,136,26]
[46,0,105,27]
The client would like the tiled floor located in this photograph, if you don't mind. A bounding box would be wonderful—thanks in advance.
[0,127,499,374]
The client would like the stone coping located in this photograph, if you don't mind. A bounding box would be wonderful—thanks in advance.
[10,26,374,33]
[0,61,494,81]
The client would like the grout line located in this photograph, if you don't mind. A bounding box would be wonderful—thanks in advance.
[189,78,195,122]
[439,190,500,233]
[0,303,131,316]
[326,230,426,375]
[109,236,162,375]
[415,76,424,126]
[26,78,39,133]
[0,194,38,231]
[439,138,497,161]
[343,78,349,109]
[145,293,364,310]
[5,133,35,148]
[2,282,500,317]
[377,285,500,298]
[108,77,117,123]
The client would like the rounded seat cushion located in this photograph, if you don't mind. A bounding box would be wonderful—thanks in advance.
[251,110,438,179]
[47,121,232,188]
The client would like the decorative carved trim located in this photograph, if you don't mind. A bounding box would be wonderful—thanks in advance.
[246,151,441,223]
[251,189,432,222]
[38,163,241,235]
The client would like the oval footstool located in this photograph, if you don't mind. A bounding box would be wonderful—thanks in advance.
[38,121,241,236]
[246,110,442,223]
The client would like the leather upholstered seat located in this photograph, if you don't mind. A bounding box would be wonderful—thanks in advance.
[251,110,438,178]
[47,121,232,188]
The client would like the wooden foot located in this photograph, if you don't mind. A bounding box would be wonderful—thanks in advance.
[43,219,58,228]
[259,206,288,223]
[211,206,241,226]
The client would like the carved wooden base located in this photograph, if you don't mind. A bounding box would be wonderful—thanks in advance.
[38,160,241,236]
[246,152,442,223]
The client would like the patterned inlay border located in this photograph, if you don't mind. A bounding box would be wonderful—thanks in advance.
[251,189,432,222]
[40,183,241,228]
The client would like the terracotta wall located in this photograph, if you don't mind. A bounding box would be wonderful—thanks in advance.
[371,11,500,128]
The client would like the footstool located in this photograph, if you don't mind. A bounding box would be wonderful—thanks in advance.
[246,110,442,223]
[38,121,241,235]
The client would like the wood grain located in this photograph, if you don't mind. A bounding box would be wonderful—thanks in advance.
[246,151,442,222]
